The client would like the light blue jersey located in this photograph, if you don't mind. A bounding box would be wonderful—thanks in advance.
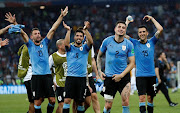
[100,35,134,77]
[130,36,158,77]
[66,44,90,77]
[26,37,51,75]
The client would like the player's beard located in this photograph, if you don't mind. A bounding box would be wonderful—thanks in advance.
[76,42,82,45]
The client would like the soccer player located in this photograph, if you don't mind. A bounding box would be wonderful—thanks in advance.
[0,25,11,48]
[17,44,35,113]
[62,21,93,113]
[126,15,163,113]
[155,52,178,107]
[97,21,135,113]
[73,45,101,113]
[49,39,67,113]
[5,7,68,113]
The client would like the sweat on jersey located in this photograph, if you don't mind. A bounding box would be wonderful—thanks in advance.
[100,35,134,77]
[129,35,158,77]
[66,43,91,77]
[26,37,51,75]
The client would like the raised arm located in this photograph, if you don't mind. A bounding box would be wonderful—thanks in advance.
[143,15,163,38]
[46,6,68,40]
[83,21,93,47]
[124,15,134,40]
[5,12,29,43]
[63,21,71,49]
[0,25,11,35]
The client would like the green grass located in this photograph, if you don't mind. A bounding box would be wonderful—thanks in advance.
[0,89,180,113]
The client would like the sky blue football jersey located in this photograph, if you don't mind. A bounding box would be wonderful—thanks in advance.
[26,37,51,75]
[66,43,91,77]
[100,35,134,77]
[130,35,158,77]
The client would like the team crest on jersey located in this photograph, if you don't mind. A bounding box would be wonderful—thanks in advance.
[80,47,83,51]
[40,44,43,48]
[122,45,126,51]
[146,43,150,48]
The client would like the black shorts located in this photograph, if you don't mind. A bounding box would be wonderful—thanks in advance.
[86,77,96,97]
[64,76,86,103]
[136,76,156,97]
[31,75,55,100]
[24,80,34,103]
[56,87,64,103]
[101,73,130,98]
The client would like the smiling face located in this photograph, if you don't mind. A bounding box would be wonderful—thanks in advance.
[114,22,126,37]
[74,31,84,45]
[30,28,42,45]
[138,27,148,41]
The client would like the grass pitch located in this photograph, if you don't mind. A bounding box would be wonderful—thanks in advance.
[0,89,180,113]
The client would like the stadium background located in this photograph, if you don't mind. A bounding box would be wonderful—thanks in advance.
[0,0,179,112]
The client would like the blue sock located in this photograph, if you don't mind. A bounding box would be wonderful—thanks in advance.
[103,107,111,113]
[34,105,41,109]
[139,102,146,107]
[77,105,85,111]
[122,106,130,113]
[147,102,153,107]
[63,104,70,109]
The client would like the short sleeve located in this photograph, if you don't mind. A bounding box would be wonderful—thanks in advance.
[127,41,135,57]
[155,60,159,68]
[150,35,158,45]
[129,37,137,46]
[43,37,50,45]
[26,39,33,47]
[83,43,91,52]
[100,38,108,53]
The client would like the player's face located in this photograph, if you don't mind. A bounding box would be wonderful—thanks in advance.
[161,52,166,59]
[31,30,42,43]
[114,23,126,36]
[74,32,84,45]
[138,28,148,41]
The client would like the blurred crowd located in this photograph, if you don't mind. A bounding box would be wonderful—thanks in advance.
[0,3,179,86]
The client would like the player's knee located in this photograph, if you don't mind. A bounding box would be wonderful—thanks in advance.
[85,100,91,108]
[49,98,56,104]
[139,95,146,102]
[64,98,71,104]
[147,95,153,103]
[58,102,64,108]
[122,99,129,106]
[91,93,98,102]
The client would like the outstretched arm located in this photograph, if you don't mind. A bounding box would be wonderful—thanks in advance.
[0,25,11,35]
[5,12,29,43]
[143,15,163,38]
[63,21,71,49]
[124,15,134,40]
[46,6,68,40]
[83,21,93,47]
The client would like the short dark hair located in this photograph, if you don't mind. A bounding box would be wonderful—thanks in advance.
[115,21,126,27]
[138,25,148,31]
[75,27,84,37]
[157,51,163,57]
[31,28,40,35]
